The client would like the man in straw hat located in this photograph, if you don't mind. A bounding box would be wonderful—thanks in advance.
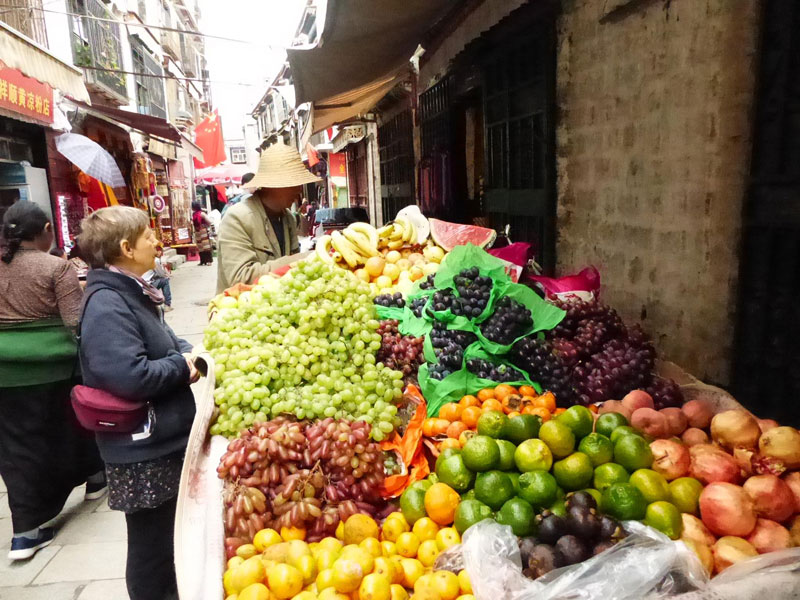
[216,143,321,293]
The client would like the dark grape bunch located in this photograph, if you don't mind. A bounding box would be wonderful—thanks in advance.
[373,293,405,309]
[466,358,525,383]
[428,362,455,381]
[410,297,428,318]
[419,274,436,290]
[480,296,533,344]
[430,289,457,312]
[645,376,683,409]
[376,320,424,381]
[451,267,493,317]
[428,322,477,379]
[511,336,577,404]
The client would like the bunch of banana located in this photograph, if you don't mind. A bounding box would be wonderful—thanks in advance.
[317,223,381,269]
[377,215,416,250]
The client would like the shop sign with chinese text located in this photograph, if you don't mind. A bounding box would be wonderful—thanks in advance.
[0,66,54,124]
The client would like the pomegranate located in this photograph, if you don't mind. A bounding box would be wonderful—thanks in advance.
[683,538,714,575]
[690,444,742,485]
[733,448,754,477]
[712,536,758,573]
[631,407,668,438]
[743,474,796,522]
[757,418,779,434]
[621,390,654,412]
[710,410,761,450]
[790,515,800,547]
[598,400,632,420]
[650,439,690,480]
[759,427,800,470]
[751,453,787,476]
[681,513,716,546]
[660,407,688,436]
[682,428,709,447]
[681,399,714,429]
[784,472,800,512]
[699,482,756,537]
[746,518,794,553]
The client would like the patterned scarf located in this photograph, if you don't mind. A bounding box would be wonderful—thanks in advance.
[108,265,165,306]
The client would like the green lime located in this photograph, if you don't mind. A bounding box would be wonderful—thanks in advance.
[476,410,509,439]
[610,425,640,444]
[502,414,542,444]
[593,462,630,491]
[552,452,594,491]
[557,405,594,439]
[436,453,475,492]
[461,435,500,472]
[399,487,427,524]
[538,420,576,458]
[426,473,439,485]
[495,497,536,537]
[495,440,517,471]
[514,439,554,472]
[453,498,493,534]
[474,470,515,511]
[409,479,433,493]
[644,501,683,539]
[668,477,704,515]
[461,489,476,502]
[614,435,654,472]
[435,448,461,473]
[518,470,558,508]
[600,482,647,521]
[548,499,567,517]
[596,412,629,438]
[579,488,603,506]
[578,433,614,467]
[629,469,670,503]
[508,471,521,496]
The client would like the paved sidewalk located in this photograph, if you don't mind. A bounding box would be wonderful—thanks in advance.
[0,262,217,599]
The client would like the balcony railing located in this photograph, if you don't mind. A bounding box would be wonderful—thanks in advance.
[69,0,126,104]
[1,0,49,47]
[161,28,181,60]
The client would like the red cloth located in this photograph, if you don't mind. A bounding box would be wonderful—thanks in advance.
[193,110,227,168]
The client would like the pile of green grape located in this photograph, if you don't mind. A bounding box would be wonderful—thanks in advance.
[205,259,404,439]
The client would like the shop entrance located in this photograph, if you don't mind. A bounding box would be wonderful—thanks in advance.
[733,0,800,425]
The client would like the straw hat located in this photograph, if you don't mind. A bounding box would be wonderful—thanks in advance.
[245,143,321,189]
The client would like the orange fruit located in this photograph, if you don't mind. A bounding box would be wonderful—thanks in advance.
[501,394,525,414]
[459,395,480,408]
[524,406,551,422]
[432,419,450,436]
[553,407,567,417]
[461,407,481,428]
[537,392,557,412]
[446,422,468,439]
[439,438,460,451]
[493,384,517,400]
[481,399,504,413]
[477,388,495,402]
[588,404,599,414]
[439,404,463,423]
[519,386,537,398]
[457,430,475,447]
[422,419,437,437]
[507,411,521,419]
[424,483,460,525]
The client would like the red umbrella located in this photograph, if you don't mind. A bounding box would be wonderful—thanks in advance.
[194,164,250,185]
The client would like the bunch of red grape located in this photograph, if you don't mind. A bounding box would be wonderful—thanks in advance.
[217,416,387,549]
[377,320,424,381]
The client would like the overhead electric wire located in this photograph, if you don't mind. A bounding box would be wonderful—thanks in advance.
[78,64,257,86]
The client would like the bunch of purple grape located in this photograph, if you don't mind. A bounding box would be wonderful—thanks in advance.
[428,322,477,380]
[374,293,405,309]
[466,357,526,383]
[480,296,533,345]
[511,337,577,404]
[376,320,424,381]
[452,267,493,317]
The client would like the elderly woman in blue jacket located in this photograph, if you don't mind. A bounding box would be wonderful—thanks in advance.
[77,206,199,600]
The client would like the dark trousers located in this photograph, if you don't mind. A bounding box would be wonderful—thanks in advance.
[151,276,172,306]
[198,250,213,265]
[125,496,179,600]
[0,379,103,533]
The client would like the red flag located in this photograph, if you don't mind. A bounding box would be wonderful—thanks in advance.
[305,143,320,167]
[193,110,227,168]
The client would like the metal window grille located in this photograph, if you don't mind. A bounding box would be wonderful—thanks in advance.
[68,0,126,99]
[379,109,415,222]
[130,36,167,119]
[0,0,48,47]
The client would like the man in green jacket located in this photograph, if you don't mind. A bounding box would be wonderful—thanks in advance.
[216,143,320,293]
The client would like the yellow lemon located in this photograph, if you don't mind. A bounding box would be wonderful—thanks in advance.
[390,584,410,600]
[236,544,257,559]
[253,528,282,552]
[286,540,312,566]
[223,569,237,596]
[372,557,397,583]
[381,541,397,556]
[316,548,340,571]
[331,558,364,594]
[292,593,316,600]
[319,588,351,600]
[227,556,245,570]
[266,563,303,600]
[343,514,380,545]
[280,526,306,541]
[359,537,383,558]
[320,537,344,554]
[435,528,460,551]
[224,595,238,600]
[417,539,439,568]
[238,582,269,600]
[359,573,392,600]
[295,554,317,585]
[457,570,472,594]
[456,596,475,600]
[316,568,335,591]
[395,532,420,558]
[335,521,345,540]
[412,518,439,542]
[431,570,460,600]
[413,573,436,594]
[340,546,374,574]
[382,516,410,542]
[231,557,266,593]
[398,558,425,588]
[262,542,290,563]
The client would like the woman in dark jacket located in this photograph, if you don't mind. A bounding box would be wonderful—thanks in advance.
[77,206,199,600]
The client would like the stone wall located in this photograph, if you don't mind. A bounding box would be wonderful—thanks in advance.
[555,0,761,385]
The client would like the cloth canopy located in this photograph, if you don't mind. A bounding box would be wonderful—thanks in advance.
[70,100,182,142]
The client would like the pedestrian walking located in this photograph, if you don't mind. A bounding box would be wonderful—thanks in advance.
[144,245,173,311]
[0,201,105,561]
[216,143,320,293]
[192,201,214,266]
[77,206,200,600]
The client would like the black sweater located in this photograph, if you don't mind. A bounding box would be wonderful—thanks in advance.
[79,269,195,464]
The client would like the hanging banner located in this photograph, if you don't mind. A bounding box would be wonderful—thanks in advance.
[0,66,54,124]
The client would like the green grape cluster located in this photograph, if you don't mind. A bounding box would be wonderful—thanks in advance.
[204,259,404,439]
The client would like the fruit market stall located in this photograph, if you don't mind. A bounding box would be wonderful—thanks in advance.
[176,210,800,600]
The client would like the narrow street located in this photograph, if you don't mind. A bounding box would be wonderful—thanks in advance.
[0,263,216,599]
